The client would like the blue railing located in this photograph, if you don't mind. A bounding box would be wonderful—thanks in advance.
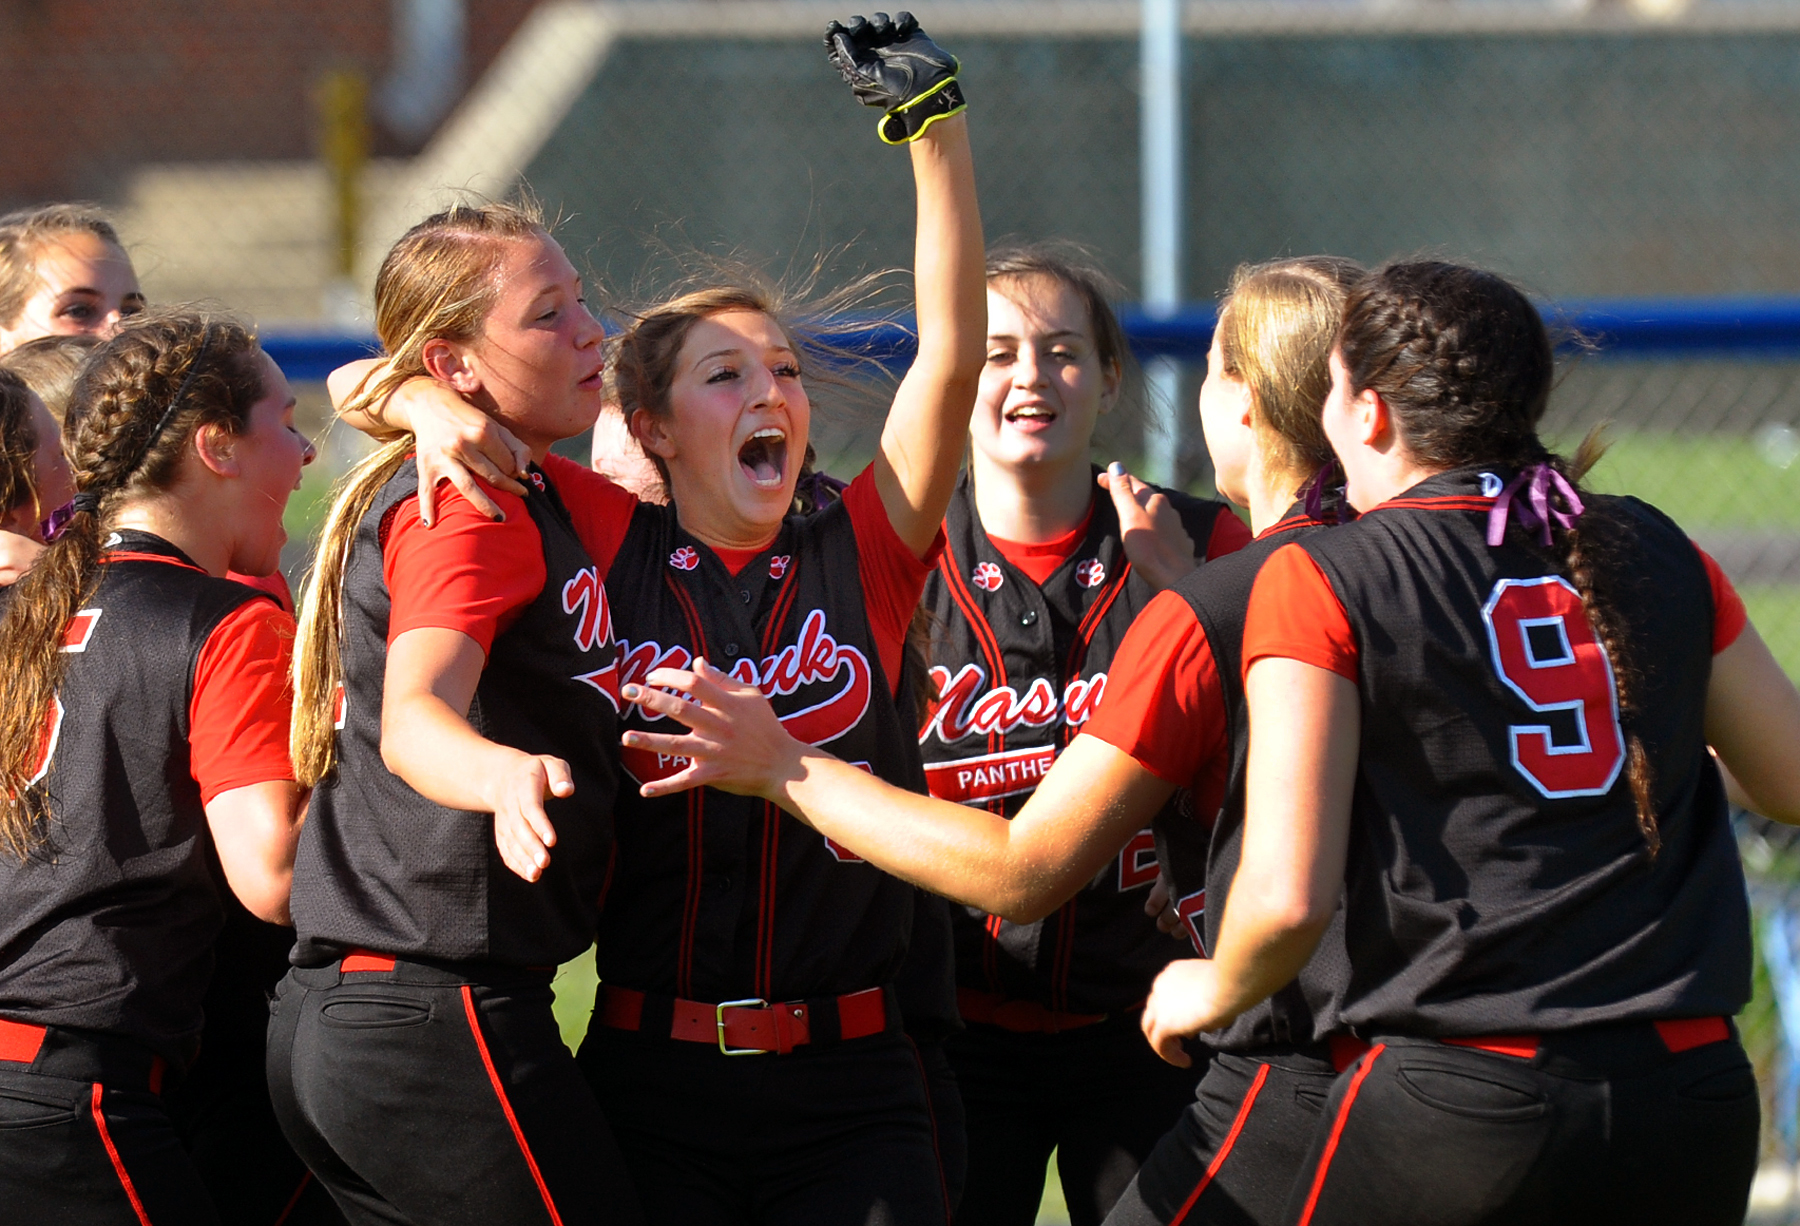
[260,296,1800,381]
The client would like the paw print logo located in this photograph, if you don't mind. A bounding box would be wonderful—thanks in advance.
[1075,558,1106,589]
[971,561,1004,592]
[528,471,546,492]
[669,546,700,571]
[769,555,791,580]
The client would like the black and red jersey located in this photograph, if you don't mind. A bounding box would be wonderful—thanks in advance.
[919,472,1239,1015]
[0,531,293,1063]
[291,463,620,969]
[588,466,936,1004]
[1245,467,1753,1035]
[1163,503,1351,1050]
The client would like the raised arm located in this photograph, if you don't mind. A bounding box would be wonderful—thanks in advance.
[827,13,985,557]
[620,660,1172,921]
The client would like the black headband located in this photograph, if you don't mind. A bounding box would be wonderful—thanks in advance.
[126,325,215,478]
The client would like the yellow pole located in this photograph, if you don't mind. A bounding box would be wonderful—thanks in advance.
[317,70,369,283]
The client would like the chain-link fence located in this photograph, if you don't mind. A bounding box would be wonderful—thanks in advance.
[19,2,1800,1219]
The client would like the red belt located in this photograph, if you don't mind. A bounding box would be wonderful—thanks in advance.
[596,985,890,1055]
[956,988,1108,1035]
[1329,1016,1732,1072]
[0,1017,46,1064]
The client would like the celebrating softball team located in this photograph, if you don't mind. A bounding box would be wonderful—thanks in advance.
[0,10,1796,1226]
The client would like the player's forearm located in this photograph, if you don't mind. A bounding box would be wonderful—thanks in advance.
[908,115,984,381]
[875,115,985,555]
[772,748,1046,914]
[381,693,534,815]
[328,359,397,436]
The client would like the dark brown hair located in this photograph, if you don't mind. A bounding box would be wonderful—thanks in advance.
[0,369,41,519]
[609,262,896,505]
[0,311,264,857]
[1335,260,1658,854]
[1,332,102,424]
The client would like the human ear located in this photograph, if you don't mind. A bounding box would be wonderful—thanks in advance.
[193,422,240,478]
[1098,357,1123,415]
[421,338,483,394]
[630,408,678,461]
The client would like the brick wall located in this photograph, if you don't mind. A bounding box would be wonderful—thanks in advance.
[0,0,537,209]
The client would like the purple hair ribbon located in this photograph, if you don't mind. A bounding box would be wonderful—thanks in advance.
[1302,463,1337,522]
[1486,463,1584,547]
[38,491,96,542]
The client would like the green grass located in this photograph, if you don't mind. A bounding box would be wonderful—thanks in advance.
[1554,430,1800,529]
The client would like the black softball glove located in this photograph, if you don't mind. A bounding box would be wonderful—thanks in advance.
[824,11,967,145]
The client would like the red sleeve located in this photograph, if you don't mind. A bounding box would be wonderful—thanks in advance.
[228,569,293,614]
[383,482,545,655]
[1242,543,1359,682]
[1083,592,1228,800]
[1205,508,1254,560]
[189,599,296,803]
[1694,543,1748,654]
[842,464,943,697]
[544,453,639,575]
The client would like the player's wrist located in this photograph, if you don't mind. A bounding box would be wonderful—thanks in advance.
[878,76,967,145]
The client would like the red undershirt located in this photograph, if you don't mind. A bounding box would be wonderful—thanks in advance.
[986,499,1253,587]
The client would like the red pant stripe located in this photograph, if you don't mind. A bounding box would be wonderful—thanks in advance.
[89,1083,153,1226]
[1296,1043,1387,1226]
[460,986,565,1226]
[1169,1062,1270,1226]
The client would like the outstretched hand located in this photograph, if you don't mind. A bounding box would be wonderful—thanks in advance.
[621,659,811,804]
[488,753,572,883]
[1098,462,1202,592]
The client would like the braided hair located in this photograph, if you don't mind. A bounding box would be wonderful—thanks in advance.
[0,310,264,857]
[1336,261,1660,855]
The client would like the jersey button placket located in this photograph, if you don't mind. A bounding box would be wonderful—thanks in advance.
[1020,608,1038,627]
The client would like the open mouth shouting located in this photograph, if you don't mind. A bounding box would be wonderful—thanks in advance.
[738,427,789,489]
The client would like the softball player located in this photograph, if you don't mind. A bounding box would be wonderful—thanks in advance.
[273,202,643,1226]
[1144,260,1792,1225]
[0,209,320,1223]
[0,312,310,1224]
[919,244,1245,1226]
[612,256,1365,1226]
[315,18,984,1221]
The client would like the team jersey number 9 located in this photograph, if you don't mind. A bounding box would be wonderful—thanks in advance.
[1481,576,1625,798]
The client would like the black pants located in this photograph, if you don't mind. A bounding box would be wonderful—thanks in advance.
[0,1025,218,1225]
[267,960,643,1226]
[167,905,345,1225]
[947,1014,1203,1226]
[578,1023,951,1226]
[1105,1048,1338,1226]
[1283,1027,1760,1226]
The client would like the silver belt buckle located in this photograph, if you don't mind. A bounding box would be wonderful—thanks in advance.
[716,997,771,1056]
